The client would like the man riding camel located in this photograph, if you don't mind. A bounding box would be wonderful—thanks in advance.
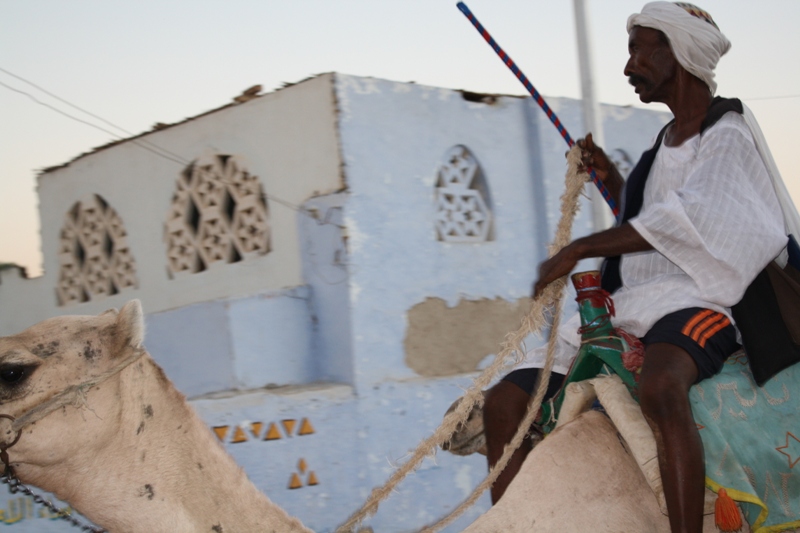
[483,3,799,532]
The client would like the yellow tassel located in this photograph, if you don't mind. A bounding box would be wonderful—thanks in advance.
[715,488,743,532]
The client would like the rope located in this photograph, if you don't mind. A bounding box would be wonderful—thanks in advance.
[335,146,590,533]
[418,291,567,533]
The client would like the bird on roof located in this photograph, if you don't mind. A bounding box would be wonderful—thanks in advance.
[233,85,262,103]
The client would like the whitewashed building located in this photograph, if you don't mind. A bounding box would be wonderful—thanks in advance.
[0,73,669,532]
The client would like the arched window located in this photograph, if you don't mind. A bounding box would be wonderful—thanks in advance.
[434,145,493,243]
[165,154,270,275]
[56,195,138,305]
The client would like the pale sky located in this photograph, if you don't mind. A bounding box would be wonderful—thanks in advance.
[2,0,799,277]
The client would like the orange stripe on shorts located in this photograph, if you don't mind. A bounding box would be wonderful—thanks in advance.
[697,316,731,348]
[681,309,714,337]
[690,313,726,342]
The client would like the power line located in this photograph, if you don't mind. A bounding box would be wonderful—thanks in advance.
[0,66,131,133]
[0,79,187,166]
[0,70,345,231]
[0,66,190,164]
[744,94,800,102]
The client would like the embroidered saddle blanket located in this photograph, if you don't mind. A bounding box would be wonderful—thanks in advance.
[690,351,800,532]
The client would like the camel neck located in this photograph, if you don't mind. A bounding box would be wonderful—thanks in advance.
[18,355,312,533]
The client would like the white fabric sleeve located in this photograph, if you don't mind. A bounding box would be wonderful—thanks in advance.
[628,117,787,307]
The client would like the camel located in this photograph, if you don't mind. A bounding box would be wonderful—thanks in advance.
[460,409,732,533]
[0,300,313,533]
[449,371,800,533]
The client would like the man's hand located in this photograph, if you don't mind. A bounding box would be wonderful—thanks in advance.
[574,133,625,205]
[532,243,581,298]
[531,224,654,298]
[576,133,610,178]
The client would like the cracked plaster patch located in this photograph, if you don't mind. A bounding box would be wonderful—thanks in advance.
[404,296,532,376]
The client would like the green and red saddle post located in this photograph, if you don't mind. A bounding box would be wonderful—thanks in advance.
[537,270,639,434]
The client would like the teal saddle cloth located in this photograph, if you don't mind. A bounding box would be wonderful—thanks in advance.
[690,352,800,532]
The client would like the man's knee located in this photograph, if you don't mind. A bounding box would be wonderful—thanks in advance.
[639,343,698,422]
[639,374,687,423]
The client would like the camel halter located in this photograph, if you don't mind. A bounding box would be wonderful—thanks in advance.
[2,346,146,438]
[336,146,591,533]
[0,346,146,533]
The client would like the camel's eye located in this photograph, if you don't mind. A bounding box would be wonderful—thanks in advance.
[0,365,33,385]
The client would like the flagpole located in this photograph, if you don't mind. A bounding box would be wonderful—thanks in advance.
[574,0,614,233]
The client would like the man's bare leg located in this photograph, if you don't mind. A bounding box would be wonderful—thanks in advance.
[639,342,704,533]
[483,380,533,504]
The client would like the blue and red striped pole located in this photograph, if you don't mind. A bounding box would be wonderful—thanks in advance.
[456,1,620,218]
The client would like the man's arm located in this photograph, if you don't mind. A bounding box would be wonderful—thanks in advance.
[533,223,653,297]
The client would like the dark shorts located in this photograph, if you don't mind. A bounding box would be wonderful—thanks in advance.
[502,368,564,399]
[642,307,740,383]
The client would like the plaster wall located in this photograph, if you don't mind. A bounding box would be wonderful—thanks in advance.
[0,268,48,336]
[405,296,532,376]
[0,73,343,336]
[142,286,316,398]
[228,286,316,389]
[298,193,354,384]
[189,379,491,533]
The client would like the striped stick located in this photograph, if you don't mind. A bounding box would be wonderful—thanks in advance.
[456,1,620,217]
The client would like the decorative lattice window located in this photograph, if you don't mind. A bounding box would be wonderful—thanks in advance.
[166,154,270,275]
[434,145,493,242]
[56,195,138,306]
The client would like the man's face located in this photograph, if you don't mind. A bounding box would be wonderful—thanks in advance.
[624,26,678,104]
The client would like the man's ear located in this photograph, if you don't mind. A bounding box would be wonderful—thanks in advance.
[114,300,145,356]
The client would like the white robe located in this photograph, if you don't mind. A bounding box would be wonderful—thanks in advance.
[521,110,789,374]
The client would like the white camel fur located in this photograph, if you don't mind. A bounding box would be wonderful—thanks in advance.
[0,300,312,533]
[461,410,738,533]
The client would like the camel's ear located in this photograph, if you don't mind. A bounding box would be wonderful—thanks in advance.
[114,300,145,355]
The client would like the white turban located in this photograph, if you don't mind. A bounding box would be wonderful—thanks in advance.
[627,2,731,94]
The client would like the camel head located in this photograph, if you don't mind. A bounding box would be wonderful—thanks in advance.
[0,300,145,474]
[440,392,488,456]
[0,302,319,533]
